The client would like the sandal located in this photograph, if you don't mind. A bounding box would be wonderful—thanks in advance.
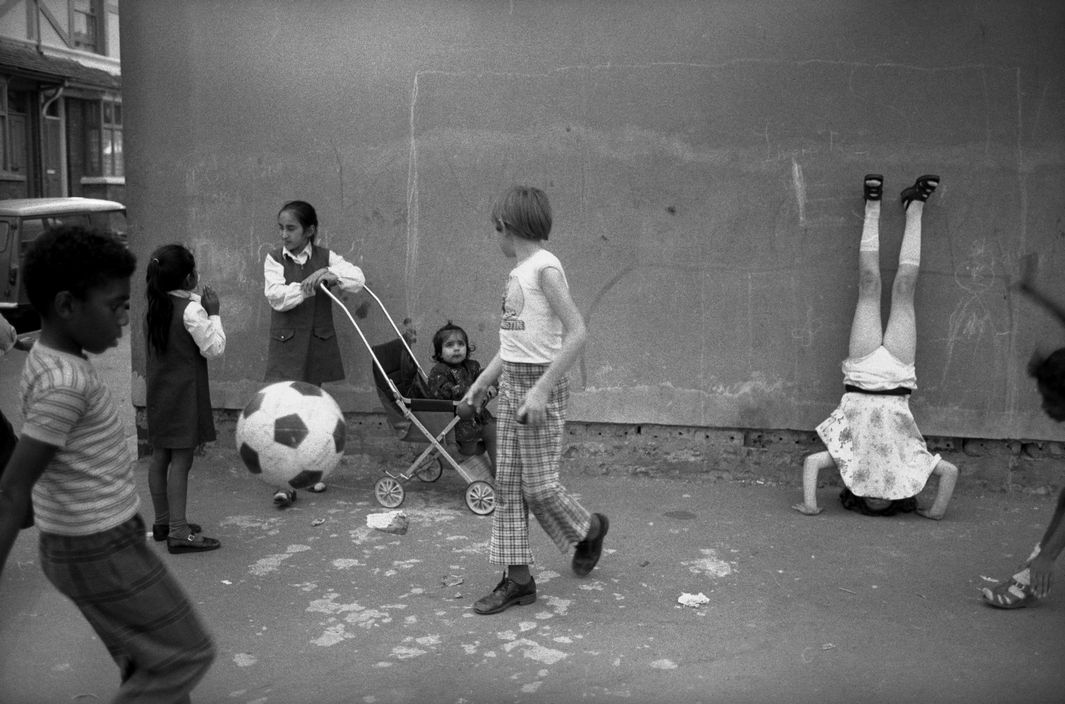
[900,174,939,210]
[863,173,884,202]
[981,571,1036,609]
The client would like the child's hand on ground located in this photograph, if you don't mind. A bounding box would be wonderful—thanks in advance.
[791,503,823,516]
[1029,554,1055,598]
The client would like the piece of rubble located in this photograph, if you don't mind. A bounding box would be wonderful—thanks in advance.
[367,510,409,535]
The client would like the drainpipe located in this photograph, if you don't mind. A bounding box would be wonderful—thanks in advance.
[34,0,43,54]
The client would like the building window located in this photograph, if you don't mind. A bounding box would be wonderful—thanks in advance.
[1,87,29,175]
[101,98,122,177]
[71,0,101,52]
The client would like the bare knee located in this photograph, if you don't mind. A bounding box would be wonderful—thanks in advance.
[858,268,881,298]
[892,267,919,300]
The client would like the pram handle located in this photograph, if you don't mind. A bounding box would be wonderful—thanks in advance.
[318,282,428,399]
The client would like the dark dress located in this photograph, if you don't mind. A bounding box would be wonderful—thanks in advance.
[427,359,494,455]
[146,296,216,448]
[264,245,345,386]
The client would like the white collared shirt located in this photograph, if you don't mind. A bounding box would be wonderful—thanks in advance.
[168,289,226,359]
[263,242,365,312]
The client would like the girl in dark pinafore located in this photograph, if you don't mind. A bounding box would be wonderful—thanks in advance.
[145,244,225,553]
[263,200,365,506]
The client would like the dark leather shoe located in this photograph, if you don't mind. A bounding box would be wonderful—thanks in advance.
[167,533,221,554]
[152,523,202,541]
[473,574,536,614]
[572,513,609,577]
[273,489,297,508]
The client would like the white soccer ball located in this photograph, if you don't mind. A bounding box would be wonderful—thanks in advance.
[236,381,346,489]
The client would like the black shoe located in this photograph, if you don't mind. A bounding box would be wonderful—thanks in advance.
[863,174,883,202]
[473,574,536,615]
[167,533,221,554]
[900,174,939,210]
[273,489,297,508]
[152,522,202,541]
[572,513,609,577]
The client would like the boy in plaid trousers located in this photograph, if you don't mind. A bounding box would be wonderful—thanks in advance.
[464,185,609,615]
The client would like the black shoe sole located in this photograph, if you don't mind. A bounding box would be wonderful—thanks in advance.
[167,538,221,554]
[473,592,537,615]
[572,513,609,577]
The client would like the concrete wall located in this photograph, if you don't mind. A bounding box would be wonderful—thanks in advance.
[120,1,1065,442]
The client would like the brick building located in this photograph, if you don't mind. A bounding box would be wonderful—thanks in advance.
[0,0,123,202]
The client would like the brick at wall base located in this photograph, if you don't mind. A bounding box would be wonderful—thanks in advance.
[136,410,1063,496]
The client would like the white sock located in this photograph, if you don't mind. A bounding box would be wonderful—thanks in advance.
[899,202,923,266]
[859,201,880,252]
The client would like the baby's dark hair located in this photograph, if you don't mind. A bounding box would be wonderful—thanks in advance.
[23,225,136,318]
[145,244,196,354]
[1029,348,1065,399]
[431,320,475,363]
[490,185,552,241]
[279,200,319,242]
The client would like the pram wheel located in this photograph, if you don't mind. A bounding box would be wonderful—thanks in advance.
[414,457,443,482]
[375,476,405,508]
[464,480,495,516]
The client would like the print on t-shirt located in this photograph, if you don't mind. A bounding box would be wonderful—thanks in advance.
[500,274,526,331]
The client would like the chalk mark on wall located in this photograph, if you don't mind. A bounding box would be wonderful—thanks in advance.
[939,239,1011,411]
[791,158,807,227]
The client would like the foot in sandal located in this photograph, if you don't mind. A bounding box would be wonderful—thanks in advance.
[863,173,884,202]
[900,174,939,210]
[982,568,1037,609]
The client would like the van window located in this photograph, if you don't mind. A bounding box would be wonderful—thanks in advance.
[88,209,128,245]
[19,218,51,246]
[0,223,9,253]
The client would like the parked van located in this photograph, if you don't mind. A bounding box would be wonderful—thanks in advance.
[0,197,127,332]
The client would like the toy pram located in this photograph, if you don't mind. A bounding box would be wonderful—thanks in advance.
[321,283,496,515]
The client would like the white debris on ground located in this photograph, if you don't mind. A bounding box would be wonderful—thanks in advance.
[367,510,409,535]
[677,592,710,607]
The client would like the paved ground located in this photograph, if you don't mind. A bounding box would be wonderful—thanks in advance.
[1,337,1064,704]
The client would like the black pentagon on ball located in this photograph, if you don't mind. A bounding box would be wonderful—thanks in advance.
[288,469,323,489]
[239,443,261,473]
[242,389,267,417]
[333,418,346,453]
[274,413,309,448]
[289,381,324,397]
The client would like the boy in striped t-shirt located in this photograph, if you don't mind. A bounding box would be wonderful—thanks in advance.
[0,226,214,703]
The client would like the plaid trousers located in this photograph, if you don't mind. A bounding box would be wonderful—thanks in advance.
[39,515,215,704]
[489,362,592,566]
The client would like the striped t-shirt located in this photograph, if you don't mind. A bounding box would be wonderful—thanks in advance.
[21,342,139,535]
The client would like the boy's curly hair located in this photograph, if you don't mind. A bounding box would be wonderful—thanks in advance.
[23,225,137,317]
[431,320,475,363]
[1029,348,1065,396]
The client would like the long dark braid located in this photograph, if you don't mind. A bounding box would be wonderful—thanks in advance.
[145,244,195,354]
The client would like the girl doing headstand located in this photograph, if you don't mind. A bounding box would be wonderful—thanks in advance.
[793,174,959,520]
